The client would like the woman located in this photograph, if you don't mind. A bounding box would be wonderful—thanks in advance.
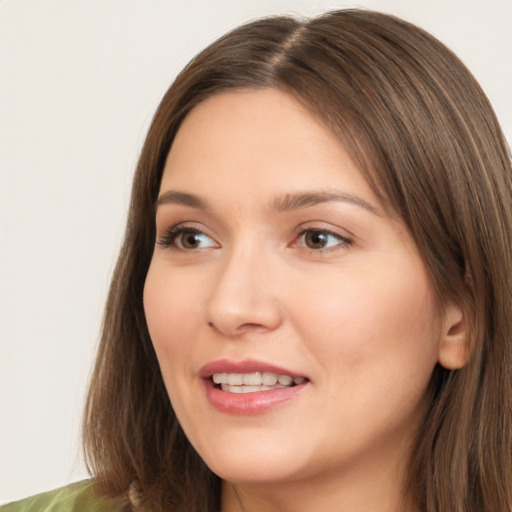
[3,8,511,512]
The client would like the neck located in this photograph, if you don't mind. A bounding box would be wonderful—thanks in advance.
[220,442,418,512]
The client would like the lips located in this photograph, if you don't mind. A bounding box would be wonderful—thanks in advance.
[199,359,309,414]
[199,358,307,380]
[212,372,306,397]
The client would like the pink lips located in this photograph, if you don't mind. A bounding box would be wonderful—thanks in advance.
[199,358,309,415]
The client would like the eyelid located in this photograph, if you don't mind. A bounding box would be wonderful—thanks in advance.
[156,223,219,250]
[290,224,354,251]
[155,221,354,252]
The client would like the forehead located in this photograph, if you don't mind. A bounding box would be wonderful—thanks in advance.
[160,88,379,209]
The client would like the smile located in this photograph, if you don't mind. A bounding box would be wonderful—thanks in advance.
[200,359,310,413]
[212,372,306,393]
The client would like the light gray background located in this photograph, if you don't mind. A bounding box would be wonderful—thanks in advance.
[1,0,511,503]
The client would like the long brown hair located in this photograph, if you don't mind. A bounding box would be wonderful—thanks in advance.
[83,9,512,511]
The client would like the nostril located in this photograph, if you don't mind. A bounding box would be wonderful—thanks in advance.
[208,320,270,337]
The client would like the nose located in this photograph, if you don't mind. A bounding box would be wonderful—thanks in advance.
[206,245,283,338]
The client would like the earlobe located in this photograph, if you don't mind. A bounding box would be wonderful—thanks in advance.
[437,303,471,370]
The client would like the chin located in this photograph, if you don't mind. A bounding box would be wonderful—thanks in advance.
[208,459,298,485]
[194,434,315,485]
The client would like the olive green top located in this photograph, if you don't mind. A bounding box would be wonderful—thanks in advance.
[0,480,127,512]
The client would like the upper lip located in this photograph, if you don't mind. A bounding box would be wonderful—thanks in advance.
[199,358,307,380]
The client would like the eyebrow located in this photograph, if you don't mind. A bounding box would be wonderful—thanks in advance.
[271,191,380,215]
[156,189,380,215]
[156,191,210,210]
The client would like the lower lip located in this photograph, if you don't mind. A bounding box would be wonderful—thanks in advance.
[204,380,308,415]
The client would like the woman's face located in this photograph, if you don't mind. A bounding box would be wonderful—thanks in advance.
[144,89,457,488]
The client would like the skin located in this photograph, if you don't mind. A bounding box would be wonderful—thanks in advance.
[143,89,467,512]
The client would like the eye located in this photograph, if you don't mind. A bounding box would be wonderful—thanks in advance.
[158,227,218,250]
[296,229,351,250]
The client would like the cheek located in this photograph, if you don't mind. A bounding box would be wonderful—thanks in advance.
[143,265,202,376]
[292,265,440,451]
[293,261,440,381]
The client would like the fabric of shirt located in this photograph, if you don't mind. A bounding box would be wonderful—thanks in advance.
[0,480,127,512]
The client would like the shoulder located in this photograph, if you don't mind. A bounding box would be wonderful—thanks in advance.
[0,480,129,512]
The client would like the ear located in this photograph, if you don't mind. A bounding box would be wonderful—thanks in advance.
[437,302,471,370]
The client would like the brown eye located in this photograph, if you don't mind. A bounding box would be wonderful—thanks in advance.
[298,229,350,250]
[179,230,204,249]
[304,231,329,249]
[158,227,217,249]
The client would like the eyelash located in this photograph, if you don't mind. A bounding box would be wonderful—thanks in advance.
[157,226,217,250]
[294,228,353,251]
[156,225,353,252]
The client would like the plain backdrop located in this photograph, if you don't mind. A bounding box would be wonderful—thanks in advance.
[1,0,511,503]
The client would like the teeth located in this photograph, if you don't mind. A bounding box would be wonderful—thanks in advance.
[221,383,290,393]
[262,372,278,385]
[277,375,293,386]
[228,374,243,385]
[212,372,306,392]
[212,373,227,384]
[242,372,262,385]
